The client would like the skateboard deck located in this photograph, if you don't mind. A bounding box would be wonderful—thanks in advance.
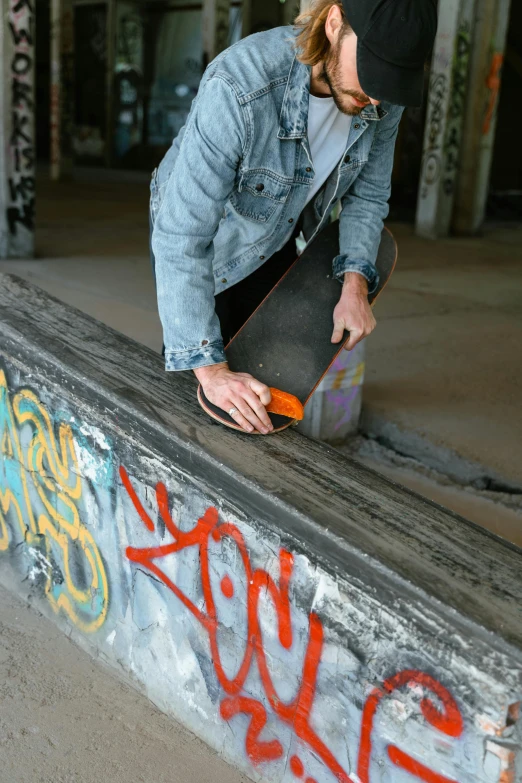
[198,221,397,433]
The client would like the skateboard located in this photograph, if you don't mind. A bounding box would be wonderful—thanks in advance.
[198,220,397,434]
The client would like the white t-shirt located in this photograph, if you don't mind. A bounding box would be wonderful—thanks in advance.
[305,93,352,206]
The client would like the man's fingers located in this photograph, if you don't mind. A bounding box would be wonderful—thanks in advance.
[331,319,346,344]
[248,378,272,406]
[241,388,273,430]
[235,397,272,434]
[205,373,275,434]
[344,329,363,351]
[228,405,254,433]
[241,387,273,431]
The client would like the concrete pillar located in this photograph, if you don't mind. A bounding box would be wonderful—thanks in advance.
[50,0,74,181]
[416,0,512,238]
[299,340,366,442]
[452,0,511,234]
[0,0,35,259]
[202,0,231,66]
[415,0,476,239]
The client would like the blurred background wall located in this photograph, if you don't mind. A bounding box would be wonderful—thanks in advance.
[24,0,518,224]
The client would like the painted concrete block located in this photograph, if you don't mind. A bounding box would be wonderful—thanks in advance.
[299,341,366,441]
[0,274,520,783]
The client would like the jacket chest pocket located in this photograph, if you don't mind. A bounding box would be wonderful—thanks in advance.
[229,170,291,223]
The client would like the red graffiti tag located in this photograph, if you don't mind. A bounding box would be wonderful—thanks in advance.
[358,670,464,783]
[220,696,283,765]
[483,53,504,136]
[121,466,464,782]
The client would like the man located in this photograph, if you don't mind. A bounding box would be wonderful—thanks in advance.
[150,0,437,434]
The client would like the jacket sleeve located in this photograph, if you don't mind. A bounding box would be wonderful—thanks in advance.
[332,107,404,295]
[152,75,246,371]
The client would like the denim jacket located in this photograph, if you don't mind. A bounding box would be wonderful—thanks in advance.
[151,26,404,371]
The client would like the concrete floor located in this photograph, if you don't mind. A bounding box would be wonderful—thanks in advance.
[0,585,251,783]
[0,171,520,543]
[342,437,522,548]
[5,173,164,352]
[365,221,522,489]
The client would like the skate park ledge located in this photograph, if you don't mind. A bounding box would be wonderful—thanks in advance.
[0,273,520,783]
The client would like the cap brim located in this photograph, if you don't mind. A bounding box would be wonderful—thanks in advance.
[357,41,426,108]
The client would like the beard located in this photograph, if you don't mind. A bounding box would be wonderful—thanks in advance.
[318,38,370,116]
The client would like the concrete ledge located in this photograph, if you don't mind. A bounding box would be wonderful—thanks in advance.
[0,273,520,783]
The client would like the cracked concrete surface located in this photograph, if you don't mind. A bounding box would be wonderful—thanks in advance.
[0,585,251,783]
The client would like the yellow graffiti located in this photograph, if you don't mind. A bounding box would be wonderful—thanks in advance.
[0,369,108,632]
[0,369,38,551]
[0,489,29,553]
[331,361,365,392]
[352,361,365,388]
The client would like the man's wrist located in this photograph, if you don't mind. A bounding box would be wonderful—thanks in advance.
[194,362,228,383]
[343,271,369,295]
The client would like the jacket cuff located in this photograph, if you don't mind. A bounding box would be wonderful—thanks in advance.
[332,255,380,296]
[165,341,226,372]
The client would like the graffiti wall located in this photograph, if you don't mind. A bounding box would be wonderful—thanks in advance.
[0,355,520,783]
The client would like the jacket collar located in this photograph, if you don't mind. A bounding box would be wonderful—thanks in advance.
[278,55,311,140]
[359,104,388,121]
[278,54,388,138]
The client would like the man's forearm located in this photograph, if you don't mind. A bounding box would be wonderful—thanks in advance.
[335,106,405,296]
[152,75,245,371]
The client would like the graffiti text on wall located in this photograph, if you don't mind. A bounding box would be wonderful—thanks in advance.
[7,0,35,238]
[420,22,471,202]
[443,23,470,198]
[0,367,108,632]
[420,72,447,199]
[122,467,464,782]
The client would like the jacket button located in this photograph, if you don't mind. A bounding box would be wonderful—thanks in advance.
[255,183,264,192]
[260,256,265,260]
[354,123,360,130]
[288,218,294,224]
[344,154,351,163]
[221,278,227,283]
[306,167,312,172]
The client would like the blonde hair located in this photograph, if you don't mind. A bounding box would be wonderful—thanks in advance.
[294,1,352,66]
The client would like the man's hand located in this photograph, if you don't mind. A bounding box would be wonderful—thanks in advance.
[331,272,376,351]
[195,363,273,434]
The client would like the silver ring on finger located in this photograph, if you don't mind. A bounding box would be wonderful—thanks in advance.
[229,407,238,417]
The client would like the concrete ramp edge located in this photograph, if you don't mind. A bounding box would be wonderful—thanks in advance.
[0,273,520,783]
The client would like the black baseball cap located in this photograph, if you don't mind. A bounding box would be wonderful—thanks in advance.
[341,0,438,107]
